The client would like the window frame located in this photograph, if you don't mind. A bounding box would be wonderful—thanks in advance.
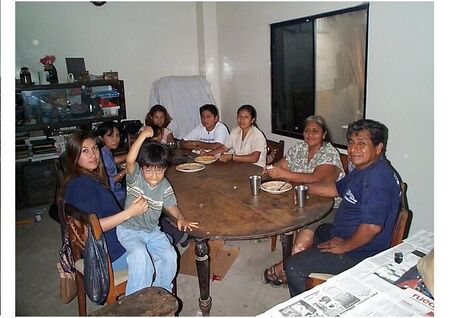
[270,3,370,148]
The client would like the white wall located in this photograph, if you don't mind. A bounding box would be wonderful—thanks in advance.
[214,2,434,234]
[15,2,200,122]
[366,3,433,234]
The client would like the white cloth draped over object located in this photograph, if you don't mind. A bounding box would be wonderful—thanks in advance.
[149,76,216,139]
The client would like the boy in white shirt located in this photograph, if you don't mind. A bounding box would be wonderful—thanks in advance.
[180,104,229,152]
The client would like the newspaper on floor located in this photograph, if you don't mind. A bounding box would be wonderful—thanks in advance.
[258,229,434,317]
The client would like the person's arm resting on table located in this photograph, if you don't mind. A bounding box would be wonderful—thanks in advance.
[165,205,199,232]
[222,151,260,164]
[180,139,223,151]
[307,182,339,198]
[267,159,340,184]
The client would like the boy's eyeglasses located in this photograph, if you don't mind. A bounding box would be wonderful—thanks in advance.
[141,167,165,175]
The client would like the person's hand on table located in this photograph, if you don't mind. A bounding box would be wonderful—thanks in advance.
[177,217,199,231]
[199,148,214,156]
[265,165,285,179]
[262,165,272,175]
[318,237,346,254]
[218,153,233,163]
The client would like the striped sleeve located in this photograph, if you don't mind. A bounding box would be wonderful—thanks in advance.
[163,179,177,208]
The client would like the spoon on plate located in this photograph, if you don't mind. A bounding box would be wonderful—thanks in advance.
[277,182,288,191]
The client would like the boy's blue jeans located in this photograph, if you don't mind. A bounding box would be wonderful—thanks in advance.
[116,225,177,295]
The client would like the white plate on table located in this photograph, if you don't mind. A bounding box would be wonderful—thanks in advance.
[176,162,206,173]
[260,181,292,194]
[194,155,218,165]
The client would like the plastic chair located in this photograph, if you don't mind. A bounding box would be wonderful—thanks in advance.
[304,182,413,291]
[63,202,128,316]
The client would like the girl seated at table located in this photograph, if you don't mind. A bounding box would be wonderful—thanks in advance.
[95,121,128,208]
[145,104,175,144]
[207,104,267,167]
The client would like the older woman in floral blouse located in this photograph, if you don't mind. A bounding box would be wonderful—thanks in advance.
[262,115,345,287]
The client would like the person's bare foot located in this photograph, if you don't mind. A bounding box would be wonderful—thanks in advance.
[262,262,287,287]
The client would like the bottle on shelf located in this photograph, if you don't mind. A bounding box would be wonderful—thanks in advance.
[20,67,33,86]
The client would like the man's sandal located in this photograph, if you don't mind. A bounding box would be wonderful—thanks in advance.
[262,266,286,288]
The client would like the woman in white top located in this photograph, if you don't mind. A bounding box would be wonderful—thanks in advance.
[209,104,266,167]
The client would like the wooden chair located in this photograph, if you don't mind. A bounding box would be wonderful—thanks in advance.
[266,139,285,166]
[305,182,413,291]
[339,153,349,174]
[63,202,128,316]
[266,140,286,251]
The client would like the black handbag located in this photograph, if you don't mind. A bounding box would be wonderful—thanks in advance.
[83,224,110,304]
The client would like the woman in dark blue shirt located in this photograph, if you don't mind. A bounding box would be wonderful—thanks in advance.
[63,130,147,269]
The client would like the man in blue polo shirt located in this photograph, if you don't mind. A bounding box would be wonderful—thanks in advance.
[284,119,401,296]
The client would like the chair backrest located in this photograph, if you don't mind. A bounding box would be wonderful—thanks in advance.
[64,203,117,301]
[64,203,90,263]
[390,182,413,246]
[339,153,349,174]
[266,140,285,165]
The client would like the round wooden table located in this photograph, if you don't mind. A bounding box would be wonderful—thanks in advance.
[166,152,334,316]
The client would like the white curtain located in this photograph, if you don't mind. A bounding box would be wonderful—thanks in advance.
[149,76,216,139]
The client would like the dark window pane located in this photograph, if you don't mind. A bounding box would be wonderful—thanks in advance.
[271,4,368,147]
[272,20,314,138]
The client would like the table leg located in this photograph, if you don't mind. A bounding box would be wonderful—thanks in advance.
[195,239,212,316]
[281,231,294,262]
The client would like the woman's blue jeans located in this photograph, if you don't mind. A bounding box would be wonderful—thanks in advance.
[116,225,177,296]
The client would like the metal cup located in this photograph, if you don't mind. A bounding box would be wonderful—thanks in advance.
[295,185,308,207]
[249,175,262,196]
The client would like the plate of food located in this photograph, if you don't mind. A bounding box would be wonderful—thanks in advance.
[176,162,206,173]
[194,155,218,165]
[260,181,293,194]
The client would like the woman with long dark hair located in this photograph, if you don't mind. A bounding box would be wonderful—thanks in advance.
[63,130,148,270]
